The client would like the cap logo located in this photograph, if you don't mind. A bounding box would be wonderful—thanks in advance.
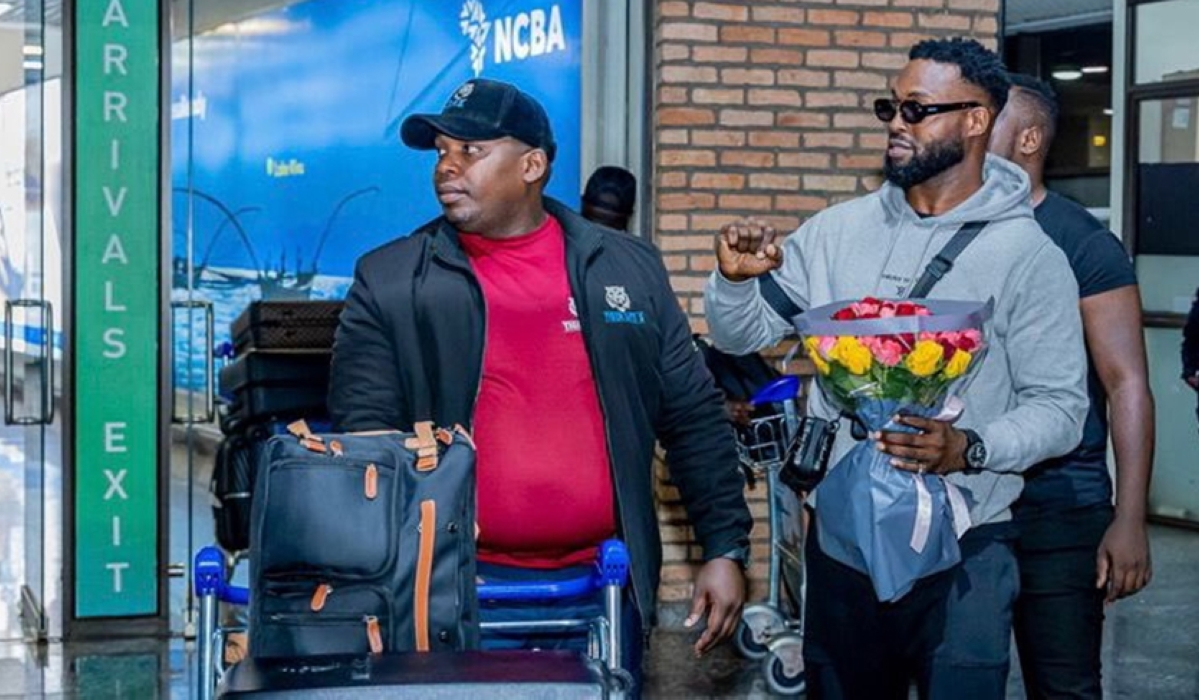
[459,1,489,78]
[446,82,475,110]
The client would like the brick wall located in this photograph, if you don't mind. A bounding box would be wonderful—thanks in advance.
[651,0,1000,612]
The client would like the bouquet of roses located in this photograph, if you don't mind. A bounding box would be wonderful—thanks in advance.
[796,296,992,602]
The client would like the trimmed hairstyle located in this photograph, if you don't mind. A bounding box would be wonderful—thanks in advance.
[1007,72,1060,143]
[909,37,1011,112]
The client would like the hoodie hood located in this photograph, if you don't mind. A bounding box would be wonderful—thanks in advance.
[879,154,1033,228]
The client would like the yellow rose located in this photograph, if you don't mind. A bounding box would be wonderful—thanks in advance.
[943,348,973,379]
[829,336,873,375]
[804,337,831,375]
[905,339,944,377]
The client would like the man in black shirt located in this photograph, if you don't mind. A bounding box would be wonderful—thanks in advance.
[990,73,1155,698]
[1181,289,1199,418]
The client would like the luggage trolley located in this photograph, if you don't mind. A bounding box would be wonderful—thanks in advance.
[194,540,633,699]
[732,373,814,696]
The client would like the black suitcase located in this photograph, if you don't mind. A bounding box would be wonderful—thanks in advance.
[231,300,344,353]
[219,651,616,698]
[219,350,332,427]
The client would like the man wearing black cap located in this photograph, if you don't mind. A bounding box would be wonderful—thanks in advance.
[328,78,752,690]
[582,166,638,232]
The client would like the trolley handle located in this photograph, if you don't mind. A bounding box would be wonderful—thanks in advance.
[478,539,629,602]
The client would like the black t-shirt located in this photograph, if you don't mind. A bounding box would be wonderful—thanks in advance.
[1015,191,1138,516]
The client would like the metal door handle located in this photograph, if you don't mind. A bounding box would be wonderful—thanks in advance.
[171,300,215,424]
[4,299,53,426]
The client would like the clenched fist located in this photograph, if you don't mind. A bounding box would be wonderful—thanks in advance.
[716,217,783,282]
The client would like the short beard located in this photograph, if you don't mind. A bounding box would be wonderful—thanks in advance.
[884,138,966,190]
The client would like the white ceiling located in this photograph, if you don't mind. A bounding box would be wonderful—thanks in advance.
[1005,0,1114,33]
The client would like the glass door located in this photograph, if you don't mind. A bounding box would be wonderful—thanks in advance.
[0,0,64,642]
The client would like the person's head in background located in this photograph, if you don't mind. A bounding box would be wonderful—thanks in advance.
[989,73,1060,204]
[581,166,637,232]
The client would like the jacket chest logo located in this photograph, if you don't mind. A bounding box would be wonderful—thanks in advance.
[603,286,645,325]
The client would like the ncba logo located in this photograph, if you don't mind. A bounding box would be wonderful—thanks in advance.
[460,1,568,77]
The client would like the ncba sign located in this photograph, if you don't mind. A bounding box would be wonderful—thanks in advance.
[460,1,567,77]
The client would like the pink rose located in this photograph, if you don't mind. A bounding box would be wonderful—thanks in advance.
[864,335,905,366]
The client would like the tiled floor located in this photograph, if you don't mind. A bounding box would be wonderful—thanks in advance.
[0,524,1195,698]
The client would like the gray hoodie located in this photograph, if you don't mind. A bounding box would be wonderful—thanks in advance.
[705,155,1088,526]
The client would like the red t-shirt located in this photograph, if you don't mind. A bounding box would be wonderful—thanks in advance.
[459,215,616,568]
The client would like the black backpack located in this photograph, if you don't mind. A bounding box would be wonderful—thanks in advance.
[248,420,478,658]
[210,426,270,554]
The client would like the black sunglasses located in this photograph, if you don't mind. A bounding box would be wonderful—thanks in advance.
[873,98,981,125]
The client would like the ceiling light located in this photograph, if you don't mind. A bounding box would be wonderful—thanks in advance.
[1052,70,1083,81]
[1081,66,1109,74]
[1103,108,1114,116]
[23,46,44,57]
[0,4,14,18]
[23,60,43,71]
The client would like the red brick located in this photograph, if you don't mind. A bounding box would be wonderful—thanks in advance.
[748,131,800,148]
[661,65,719,84]
[835,69,889,90]
[720,109,775,127]
[657,107,715,126]
[692,45,749,63]
[809,9,860,25]
[975,15,998,33]
[895,0,945,7]
[721,25,776,44]
[670,275,709,293]
[658,1,690,18]
[918,12,972,30]
[659,43,691,61]
[657,215,690,232]
[692,130,747,147]
[890,31,933,48]
[659,149,718,167]
[658,128,689,145]
[749,173,801,191]
[838,154,883,169]
[778,28,830,46]
[862,51,908,70]
[692,214,739,231]
[807,50,860,68]
[721,68,776,86]
[750,48,804,65]
[693,2,748,20]
[863,11,915,28]
[804,174,858,191]
[805,90,860,108]
[720,151,776,168]
[860,132,888,149]
[835,112,884,129]
[751,6,806,24]
[658,233,713,250]
[659,86,689,103]
[835,30,888,47]
[719,194,774,211]
[778,69,831,87]
[778,152,831,170]
[950,0,999,9]
[658,172,688,188]
[660,22,719,42]
[804,132,855,149]
[748,88,802,107]
[775,194,829,211]
[777,111,829,128]
[691,172,746,189]
[689,255,717,273]
[663,254,688,272]
[692,87,745,105]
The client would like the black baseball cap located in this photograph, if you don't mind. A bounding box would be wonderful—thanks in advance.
[583,166,637,216]
[400,78,557,161]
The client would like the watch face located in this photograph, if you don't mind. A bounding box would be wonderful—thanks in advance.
[967,442,987,468]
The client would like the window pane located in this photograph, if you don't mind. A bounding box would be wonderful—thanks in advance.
[1136,97,1199,256]
[1135,0,1199,84]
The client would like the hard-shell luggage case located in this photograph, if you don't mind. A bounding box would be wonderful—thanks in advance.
[218,651,616,699]
[218,350,332,426]
[231,300,344,354]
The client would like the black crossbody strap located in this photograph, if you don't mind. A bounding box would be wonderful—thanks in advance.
[758,273,803,321]
[906,220,988,299]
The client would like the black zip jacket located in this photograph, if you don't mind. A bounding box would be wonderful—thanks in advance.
[328,198,752,621]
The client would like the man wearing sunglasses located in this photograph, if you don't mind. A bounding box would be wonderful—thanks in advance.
[705,38,1088,700]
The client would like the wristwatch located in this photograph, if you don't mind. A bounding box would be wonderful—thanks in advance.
[717,545,751,572]
[962,429,987,472]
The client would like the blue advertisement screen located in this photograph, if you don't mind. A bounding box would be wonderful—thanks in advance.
[171,0,582,372]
